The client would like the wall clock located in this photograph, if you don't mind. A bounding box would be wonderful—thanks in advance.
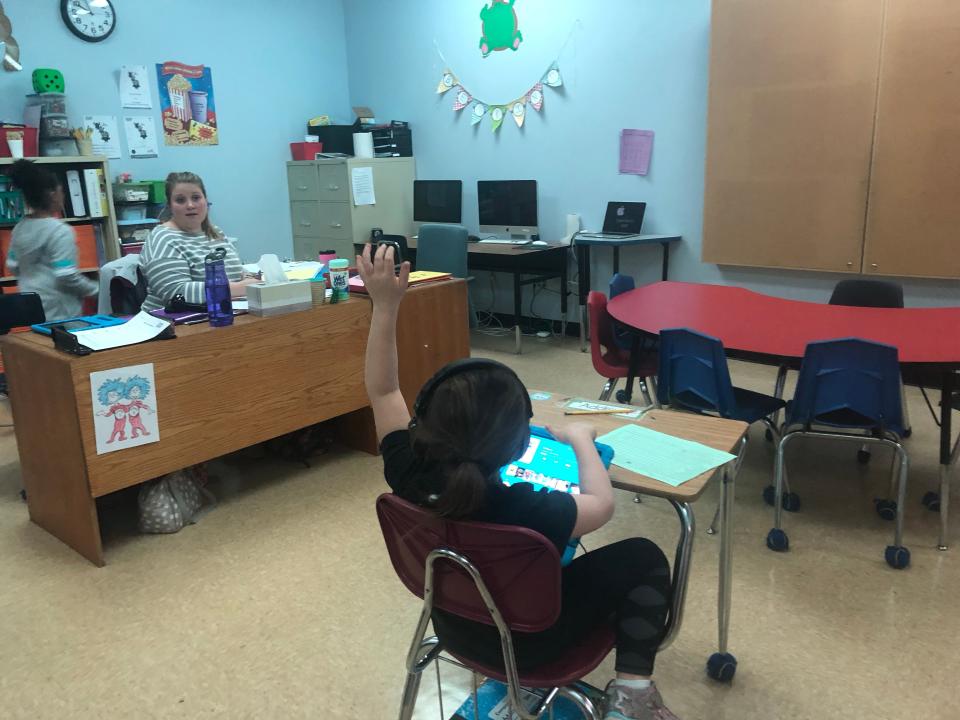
[61,0,116,43]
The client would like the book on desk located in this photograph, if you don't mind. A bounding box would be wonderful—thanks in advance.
[348,270,451,293]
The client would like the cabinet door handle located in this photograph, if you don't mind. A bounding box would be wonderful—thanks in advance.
[871,263,878,269]
[327,184,340,191]
[299,220,312,227]
[297,185,308,191]
[846,262,853,267]
[330,222,343,229]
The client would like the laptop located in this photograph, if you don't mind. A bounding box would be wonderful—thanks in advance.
[577,201,646,239]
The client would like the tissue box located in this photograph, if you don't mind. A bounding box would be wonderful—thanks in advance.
[247,280,312,317]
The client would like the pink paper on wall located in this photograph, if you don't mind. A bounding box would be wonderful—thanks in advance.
[620,129,654,175]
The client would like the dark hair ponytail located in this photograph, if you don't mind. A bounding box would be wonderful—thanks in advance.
[413,367,531,519]
[9,159,60,212]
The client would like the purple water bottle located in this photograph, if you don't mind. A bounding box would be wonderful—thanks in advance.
[204,248,233,327]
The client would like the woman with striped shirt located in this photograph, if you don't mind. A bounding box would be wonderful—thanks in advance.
[140,172,260,312]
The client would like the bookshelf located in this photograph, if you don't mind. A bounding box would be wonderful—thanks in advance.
[0,155,121,287]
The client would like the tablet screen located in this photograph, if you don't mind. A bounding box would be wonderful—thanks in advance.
[500,434,581,495]
[57,319,96,331]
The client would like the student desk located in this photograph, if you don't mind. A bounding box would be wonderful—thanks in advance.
[531,394,748,680]
[2,280,470,566]
[573,234,682,351]
[608,281,960,551]
[366,238,569,354]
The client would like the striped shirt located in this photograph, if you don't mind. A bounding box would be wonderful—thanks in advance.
[140,224,242,312]
[7,217,98,321]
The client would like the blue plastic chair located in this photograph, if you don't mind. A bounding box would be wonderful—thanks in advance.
[765,338,911,569]
[416,223,476,328]
[608,273,636,352]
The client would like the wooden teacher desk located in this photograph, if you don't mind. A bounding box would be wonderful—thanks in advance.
[2,280,469,566]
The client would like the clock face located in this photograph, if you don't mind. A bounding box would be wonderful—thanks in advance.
[61,0,116,43]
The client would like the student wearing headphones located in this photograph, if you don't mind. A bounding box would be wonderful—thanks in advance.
[359,243,680,720]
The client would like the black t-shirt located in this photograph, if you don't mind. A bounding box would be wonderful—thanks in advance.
[380,429,577,553]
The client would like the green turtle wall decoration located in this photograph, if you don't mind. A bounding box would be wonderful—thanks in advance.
[479,0,523,58]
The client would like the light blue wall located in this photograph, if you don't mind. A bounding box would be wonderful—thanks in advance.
[0,0,352,261]
[342,0,958,316]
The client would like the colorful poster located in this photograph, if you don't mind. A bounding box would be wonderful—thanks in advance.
[155,61,219,146]
[124,116,159,158]
[82,115,122,159]
[90,363,160,455]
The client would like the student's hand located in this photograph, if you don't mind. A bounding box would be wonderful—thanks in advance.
[357,243,410,309]
[229,277,261,298]
[546,422,597,447]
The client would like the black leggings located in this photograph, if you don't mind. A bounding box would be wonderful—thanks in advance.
[434,538,672,676]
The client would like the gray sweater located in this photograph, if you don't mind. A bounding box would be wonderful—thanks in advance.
[7,217,99,321]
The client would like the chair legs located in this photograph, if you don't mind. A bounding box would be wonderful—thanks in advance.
[766,431,911,569]
[599,377,619,402]
[397,636,442,720]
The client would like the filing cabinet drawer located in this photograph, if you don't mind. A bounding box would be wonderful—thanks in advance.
[290,202,352,240]
[287,164,319,201]
[314,165,349,202]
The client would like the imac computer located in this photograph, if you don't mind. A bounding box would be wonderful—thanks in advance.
[413,180,463,233]
[477,180,538,239]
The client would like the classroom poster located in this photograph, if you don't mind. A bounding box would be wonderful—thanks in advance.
[90,363,160,455]
[119,64,152,109]
[82,115,122,159]
[155,61,219,146]
[123,116,159,158]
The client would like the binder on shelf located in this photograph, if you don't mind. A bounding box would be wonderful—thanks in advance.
[82,168,108,218]
[64,170,86,217]
[74,224,100,269]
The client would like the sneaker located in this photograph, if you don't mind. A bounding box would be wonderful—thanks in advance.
[603,680,680,720]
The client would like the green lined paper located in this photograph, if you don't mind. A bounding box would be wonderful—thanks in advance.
[597,424,736,487]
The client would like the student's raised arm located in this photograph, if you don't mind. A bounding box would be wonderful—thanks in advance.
[358,243,413,443]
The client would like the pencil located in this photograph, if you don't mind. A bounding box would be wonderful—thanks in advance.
[563,407,631,416]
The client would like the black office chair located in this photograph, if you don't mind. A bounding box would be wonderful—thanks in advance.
[0,292,45,434]
[829,279,904,309]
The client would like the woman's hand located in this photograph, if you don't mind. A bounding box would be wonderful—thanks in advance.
[229,276,261,298]
[357,243,410,310]
[546,422,597,447]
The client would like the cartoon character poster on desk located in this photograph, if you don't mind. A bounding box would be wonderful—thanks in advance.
[89,363,160,455]
[155,61,219,146]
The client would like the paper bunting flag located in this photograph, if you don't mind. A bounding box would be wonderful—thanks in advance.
[471,103,487,126]
[436,70,457,94]
[544,63,562,88]
[490,106,505,132]
[511,99,526,128]
[527,83,544,111]
[453,88,472,112]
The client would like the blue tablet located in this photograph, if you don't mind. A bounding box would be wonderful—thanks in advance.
[31,314,127,336]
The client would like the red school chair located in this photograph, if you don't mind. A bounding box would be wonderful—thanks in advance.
[587,290,657,406]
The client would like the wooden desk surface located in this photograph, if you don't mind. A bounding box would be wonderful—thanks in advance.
[531,394,747,502]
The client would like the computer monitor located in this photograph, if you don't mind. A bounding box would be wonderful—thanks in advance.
[413,180,463,230]
[477,180,539,238]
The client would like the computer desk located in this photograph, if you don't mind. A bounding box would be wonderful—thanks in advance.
[573,233,682,351]
[608,281,960,552]
[531,393,749,681]
[380,238,570,354]
[1,280,470,566]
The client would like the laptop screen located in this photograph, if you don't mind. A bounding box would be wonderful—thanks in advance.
[602,201,646,234]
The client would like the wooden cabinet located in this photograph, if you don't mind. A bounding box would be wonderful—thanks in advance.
[286,157,415,261]
[703,0,960,279]
[863,0,960,279]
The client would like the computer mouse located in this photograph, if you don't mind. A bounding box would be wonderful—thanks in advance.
[531,240,548,246]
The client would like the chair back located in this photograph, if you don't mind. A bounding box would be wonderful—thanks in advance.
[376,493,562,633]
[0,292,45,335]
[657,328,737,416]
[416,223,468,278]
[609,273,636,350]
[829,279,904,309]
[587,291,629,376]
[788,338,905,435]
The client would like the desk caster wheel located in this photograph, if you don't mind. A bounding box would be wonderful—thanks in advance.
[706,652,737,682]
[922,492,940,512]
[885,545,910,569]
[874,499,897,521]
[857,449,871,464]
[763,486,801,512]
[766,528,789,552]
[615,390,631,404]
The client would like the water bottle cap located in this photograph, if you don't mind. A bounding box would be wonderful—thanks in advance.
[205,247,227,263]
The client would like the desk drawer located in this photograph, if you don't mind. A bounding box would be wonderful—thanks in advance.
[315,165,349,202]
[290,202,352,239]
[287,164,319,201]
[293,236,356,262]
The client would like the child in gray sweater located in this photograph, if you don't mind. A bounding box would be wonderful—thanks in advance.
[7,160,98,321]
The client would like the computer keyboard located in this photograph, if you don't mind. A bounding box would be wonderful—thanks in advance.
[478,238,532,245]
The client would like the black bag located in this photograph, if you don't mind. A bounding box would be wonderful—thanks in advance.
[109,268,148,315]
[164,293,206,314]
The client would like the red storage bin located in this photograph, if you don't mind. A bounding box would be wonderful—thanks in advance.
[0,127,39,158]
[290,141,322,161]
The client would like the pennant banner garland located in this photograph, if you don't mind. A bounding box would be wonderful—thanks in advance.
[436,61,562,133]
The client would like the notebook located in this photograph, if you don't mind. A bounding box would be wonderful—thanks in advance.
[347,270,452,293]
[577,201,647,239]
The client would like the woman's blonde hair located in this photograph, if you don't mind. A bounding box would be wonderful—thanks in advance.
[163,171,222,240]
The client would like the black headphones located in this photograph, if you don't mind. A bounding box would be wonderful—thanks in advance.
[409,357,533,437]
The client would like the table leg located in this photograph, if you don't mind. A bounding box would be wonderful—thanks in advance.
[514,271,523,355]
[620,334,642,403]
[577,245,590,352]
[938,370,954,550]
[660,242,670,281]
[560,250,568,339]
[613,246,620,275]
